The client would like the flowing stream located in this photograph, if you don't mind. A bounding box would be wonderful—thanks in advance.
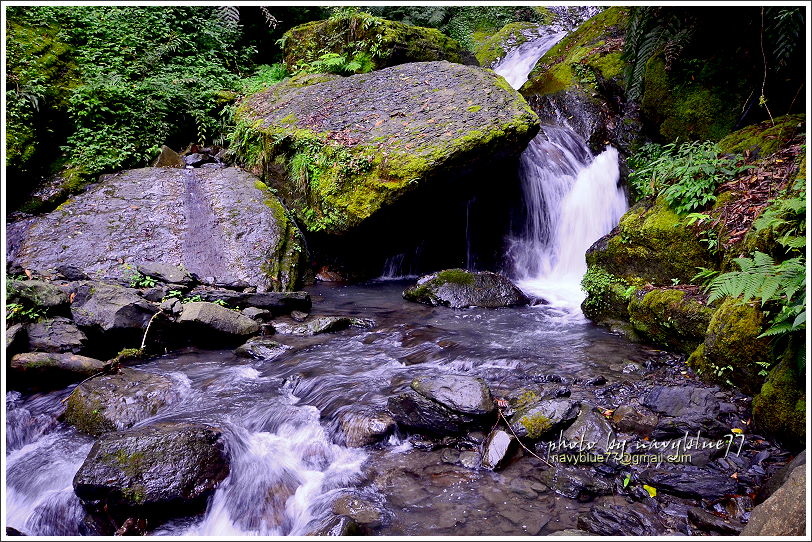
[6,26,641,537]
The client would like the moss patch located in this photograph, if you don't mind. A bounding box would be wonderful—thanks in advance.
[474,21,538,67]
[752,354,805,449]
[628,288,714,353]
[718,114,805,158]
[519,412,554,439]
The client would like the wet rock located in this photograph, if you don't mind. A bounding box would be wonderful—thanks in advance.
[411,375,494,416]
[404,269,529,309]
[6,167,304,291]
[9,352,107,390]
[7,280,69,312]
[177,302,260,341]
[307,515,362,536]
[510,399,580,439]
[339,410,396,447]
[481,429,513,470]
[562,404,615,452]
[611,405,658,436]
[388,391,483,435]
[331,495,384,529]
[643,385,720,418]
[151,145,184,168]
[241,307,271,321]
[541,466,613,500]
[639,466,738,499]
[183,152,211,167]
[234,337,291,360]
[63,368,178,436]
[73,422,229,529]
[585,376,607,386]
[459,450,480,469]
[273,315,373,336]
[290,310,309,322]
[6,323,26,356]
[25,317,88,353]
[687,507,742,535]
[650,415,729,440]
[236,62,538,236]
[135,263,193,286]
[550,529,592,536]
[186,288,312,315]
[71,282,159,338]
[741,463,805,536]
[758,450,805,502]
[577,502,667,536]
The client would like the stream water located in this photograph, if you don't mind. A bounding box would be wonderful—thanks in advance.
[6,27,645,537]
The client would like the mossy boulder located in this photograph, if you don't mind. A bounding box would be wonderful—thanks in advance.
[718,114,805,158]
[627,288,714,353]
[519,7,636,151]
[6,167,304,291]
[580,266,633,323]
[640,54,745,142]
[585,197,715,286]
[10,352,107,391]
[752,355,805,449]
[234,61,539,235]
[282,14,473,73]
[403,269,529,309]
[73,422,229,532]
[687,298,771,395]
[474,22,542,67]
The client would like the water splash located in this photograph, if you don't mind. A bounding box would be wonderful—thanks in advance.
[492,30,566,89]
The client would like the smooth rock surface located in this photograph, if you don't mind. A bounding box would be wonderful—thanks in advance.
[9,352,107,390]
[404,269,529,309]
[25,317,88,353]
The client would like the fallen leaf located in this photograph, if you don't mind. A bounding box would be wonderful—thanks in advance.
[643,485,657,497]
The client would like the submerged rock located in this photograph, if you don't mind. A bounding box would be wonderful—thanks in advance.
[541,465,614,500]
[6,167,304,291]
[234,337,291,360]
[10,352,107,390]
[73,422,229,529]
[403,269,529,309]
[283,14,472,73]
[235,61,538,235]
[63,368,179,436]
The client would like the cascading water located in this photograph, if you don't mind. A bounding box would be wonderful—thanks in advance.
[494,31,628,315]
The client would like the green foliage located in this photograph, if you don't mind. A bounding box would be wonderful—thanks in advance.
[6,302,45,323]
[297,52,374,76]
[122,265,157,288]
[581,267,631,316]
[6,5,256,196]
[626,141,747,213]
[240,64,290,94]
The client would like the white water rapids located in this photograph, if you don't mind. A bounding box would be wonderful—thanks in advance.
[494,30,628,315]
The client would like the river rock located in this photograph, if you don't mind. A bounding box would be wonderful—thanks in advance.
[235,61,538,235]
[541,466,613,500]
[510,399,580,439]
[73,422,229,527]
[7,280,69,312]
[643,385,720,418]
[63,368,178,436]
[331,495,385,529]
[639,466,738,499]
[389,390,482,435]
[740,463,805,536]
[6,323,26,355]
[25,317,88,353]
[273,316,375,336]
[650,415,729,440]
[404,269,529,309]
[411,375,495,416]
[234,337,291,360]
[611,405,659,436]
[577,502,667,536]
[283,14,472,73]
[306,515,362,536]
[6,167,304,291]
[481,429,513,470]
[177,302,260,341]
[135,262,193,286]
[70,282,159,339]
[339,410,396,447]
[687,507,742,535]
[10,352,107,390]
[186,288,312,315]
[562,404,615,452]
[241,307,271,321]
[151,145,184,168]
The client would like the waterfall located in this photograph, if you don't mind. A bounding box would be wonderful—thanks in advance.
[494,29,628,314]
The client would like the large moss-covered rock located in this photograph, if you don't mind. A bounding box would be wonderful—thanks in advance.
[752,355,805,449]
[282,14,473,73]
[10,352,107,391]
[585,197,715,286]
[580,266,633,323]
[627,288,714,353]
[687,298,771,395]
[234,61,539,235]
[718,114,805,158]
[6,167,304,291]
[403,269,528,309]
[520,7,635,151]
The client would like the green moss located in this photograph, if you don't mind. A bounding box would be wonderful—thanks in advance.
[435,269,475,286]
[586,197,716,285]
[519,412,553,439]
[752,354,805,449]
[121,484,147,505]
[467,105,482,113]
[580,266,634,323]
[63,391,113,436]
[103,448,146,478]
[718,114,805,158]
[252,181,304,291]
[473,21,537,66]
[628,288,714,353]
[521,7,629,97]
[687,298,771,395]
